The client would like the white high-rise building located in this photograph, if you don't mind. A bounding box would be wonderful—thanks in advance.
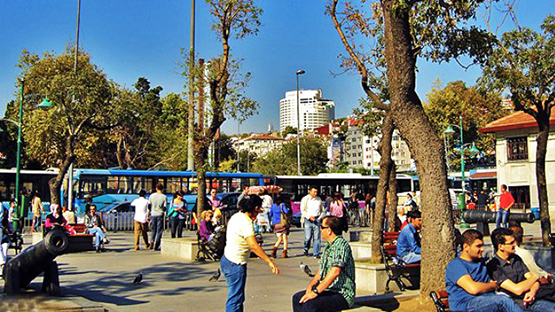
[279,90,335,132]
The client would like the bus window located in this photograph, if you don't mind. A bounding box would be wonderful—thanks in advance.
[397,179,412,193]
[133,177,142,193]
[167,177,180,194]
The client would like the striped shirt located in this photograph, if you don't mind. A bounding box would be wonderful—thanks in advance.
[319,236,356,307]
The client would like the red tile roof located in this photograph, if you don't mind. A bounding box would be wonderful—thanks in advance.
[479,107,555,133]
[470,171,497,179]
[247,134,284,141]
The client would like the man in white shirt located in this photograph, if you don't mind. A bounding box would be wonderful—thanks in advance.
[132,190,150,250]
[221,195,279,312]
[301,186,323,258]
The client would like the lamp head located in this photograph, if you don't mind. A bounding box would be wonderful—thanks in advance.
[38,97,53,110]
[296,69,306,75]
[443,125,455,136]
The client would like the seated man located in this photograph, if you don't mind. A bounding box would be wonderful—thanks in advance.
[396,210,421,264]
[446,229,521,312]
[84,205,109,252]
[509,225,552,280]
[487,228,555,311]
[292,216,356,312]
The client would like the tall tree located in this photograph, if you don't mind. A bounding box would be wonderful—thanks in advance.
[480,14,555,246]
[12,48,114,205]
[192,0,261,215]
[327,0,497,296]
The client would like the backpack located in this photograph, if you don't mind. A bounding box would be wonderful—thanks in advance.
[280,203,293,227]
[208,225,226,260]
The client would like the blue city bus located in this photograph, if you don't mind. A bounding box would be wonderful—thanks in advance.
[71,169,266,214]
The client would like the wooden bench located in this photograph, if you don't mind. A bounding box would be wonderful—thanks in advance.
[430,290,449,312]
[67,223,95,253]
[380,231,420,292]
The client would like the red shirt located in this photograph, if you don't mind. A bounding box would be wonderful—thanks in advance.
[499,191,515,210]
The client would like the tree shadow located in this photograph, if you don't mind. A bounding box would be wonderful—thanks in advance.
[58,261,222,307]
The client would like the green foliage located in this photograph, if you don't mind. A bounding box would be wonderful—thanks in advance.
[480,15,555,116]
[424,80,508,157]
[281,126,297,137]
[251,137,328,175]
[9,48,114,168]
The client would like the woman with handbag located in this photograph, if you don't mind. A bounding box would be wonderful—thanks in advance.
[269,195,291,258]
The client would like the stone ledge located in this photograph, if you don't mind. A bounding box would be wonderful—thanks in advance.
[160,237,199,261]
[350,242,373,261]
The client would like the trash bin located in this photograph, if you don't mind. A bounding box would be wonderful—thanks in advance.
[531,207,540,220]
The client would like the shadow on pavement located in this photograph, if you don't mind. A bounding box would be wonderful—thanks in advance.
[58,261,221,307]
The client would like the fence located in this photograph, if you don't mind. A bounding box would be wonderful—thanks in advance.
[103,212,135,231]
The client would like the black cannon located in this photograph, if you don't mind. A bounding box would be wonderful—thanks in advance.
[4,229,70,295]
[462,210,535,236]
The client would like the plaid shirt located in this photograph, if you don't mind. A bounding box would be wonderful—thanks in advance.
[319,236,356,307]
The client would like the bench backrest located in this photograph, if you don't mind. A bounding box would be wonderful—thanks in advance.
[430,290,449,312]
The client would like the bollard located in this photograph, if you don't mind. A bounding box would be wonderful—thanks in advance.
[4,229,70,295]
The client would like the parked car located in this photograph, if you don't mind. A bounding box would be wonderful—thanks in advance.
[98,201,133,214]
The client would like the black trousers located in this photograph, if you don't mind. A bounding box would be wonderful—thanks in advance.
[292,290,349,312]
[169,218,185,238]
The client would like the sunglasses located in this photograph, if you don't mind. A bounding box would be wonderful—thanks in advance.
[320,225,330,230]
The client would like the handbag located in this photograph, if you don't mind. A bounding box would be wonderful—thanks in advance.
[280,204,292,227]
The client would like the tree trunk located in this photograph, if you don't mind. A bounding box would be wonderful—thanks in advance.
[370,114,395,263]
[382,1,456,294]
[387,164,399,230]
[196,148,208,218]
[535,120,551,246]
[49,135,76,205]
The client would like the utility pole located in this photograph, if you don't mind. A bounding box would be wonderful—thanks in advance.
[67,0,81,212]
[187,0,196,171]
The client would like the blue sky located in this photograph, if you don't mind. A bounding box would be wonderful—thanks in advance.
[0,0,552,134]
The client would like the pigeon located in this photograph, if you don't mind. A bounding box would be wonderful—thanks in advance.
[300,262,315,277]
[133,272,143,284]
[209,268,221,282]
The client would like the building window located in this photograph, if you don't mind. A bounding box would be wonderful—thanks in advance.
[507,137,528,161]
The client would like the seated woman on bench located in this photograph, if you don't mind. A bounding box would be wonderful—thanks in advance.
[199,210,215,242]
[84,205,109,252]
[44,204,68,233]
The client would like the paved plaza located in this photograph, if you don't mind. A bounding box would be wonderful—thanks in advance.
[1,228,388,312]
[0,221,550,311]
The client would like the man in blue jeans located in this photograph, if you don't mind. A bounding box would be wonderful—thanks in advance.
[496,184,515,229]
[300,186,323,258]
[446,229,522,312]
[397,210,421,264]
[148,183,167,250]
[220,195,279,312]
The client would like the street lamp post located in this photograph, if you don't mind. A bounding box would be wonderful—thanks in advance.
[11,80,52,233]
[296,69,305,176]
[444,116,479,230]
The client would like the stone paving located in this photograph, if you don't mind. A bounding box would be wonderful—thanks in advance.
[0,221,550,311]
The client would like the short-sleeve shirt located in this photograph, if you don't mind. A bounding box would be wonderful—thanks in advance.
[499,191,515,210]
[224,212,255,265]
[486,254,529,299]
[319,236,356,307]
[132,197,149,223]
[446,257,490,311]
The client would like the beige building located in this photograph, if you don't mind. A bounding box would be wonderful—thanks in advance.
[480,109,555,211]
[233,134,285,157]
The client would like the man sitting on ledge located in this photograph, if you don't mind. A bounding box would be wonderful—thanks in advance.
[292,216,355,312]
[396,210,421,264]
[446,229,521,312]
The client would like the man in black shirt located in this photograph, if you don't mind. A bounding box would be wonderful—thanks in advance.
[487,228,555,311]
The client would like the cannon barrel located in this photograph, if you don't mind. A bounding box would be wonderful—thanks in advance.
[4,229,69,294]
[462,211,535,224]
